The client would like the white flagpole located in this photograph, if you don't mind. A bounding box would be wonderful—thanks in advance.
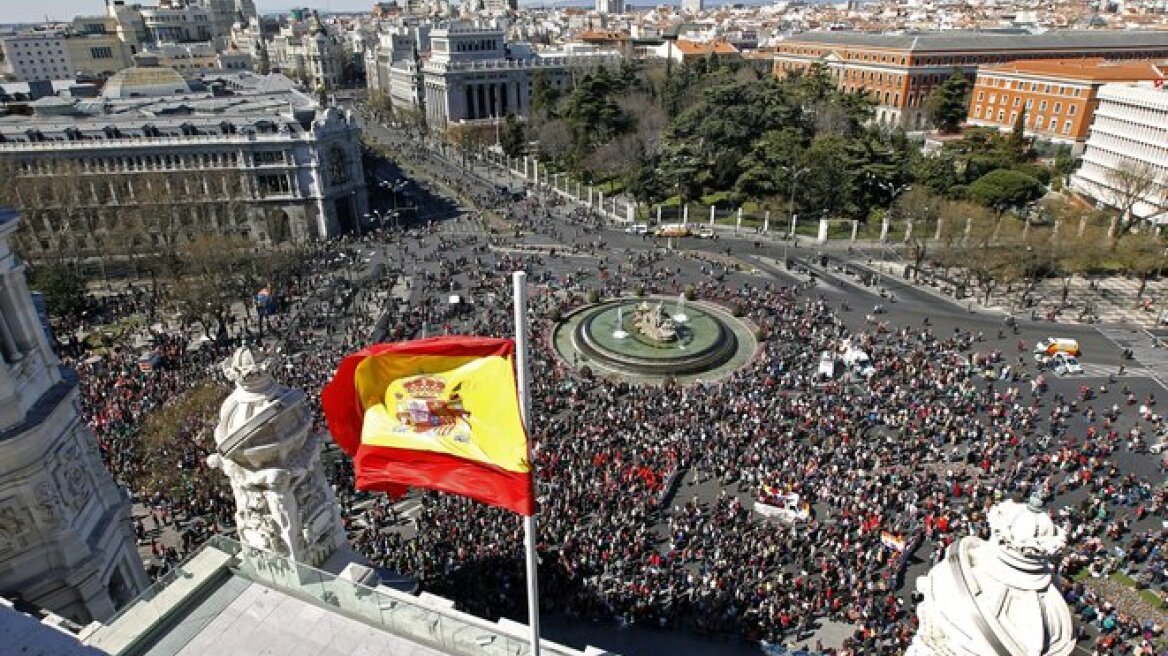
[511,270,541,656]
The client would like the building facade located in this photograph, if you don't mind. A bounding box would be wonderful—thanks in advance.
[1070,83,1168,226]
[774,30,1168,130]
[0,70,368,260]
[595,0,626,15]
[0,209,150,623]
[967,58,1166,152]
[401,25,619,129]
[1,34,73,82]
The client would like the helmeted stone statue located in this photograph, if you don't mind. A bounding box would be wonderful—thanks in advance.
[207,346,346,568]
[907,492,1074,656]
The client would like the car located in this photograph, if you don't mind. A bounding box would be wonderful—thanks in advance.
[1051,352,1084,376]
[624,224,649,235]
[695,227,717,239]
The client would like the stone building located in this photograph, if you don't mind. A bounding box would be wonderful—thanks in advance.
[382,24,619,130]
[0,209,149,623]
[774,30,1168,130]
[0,64,367,264]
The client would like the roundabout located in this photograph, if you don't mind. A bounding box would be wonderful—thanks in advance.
[552,296,757,384]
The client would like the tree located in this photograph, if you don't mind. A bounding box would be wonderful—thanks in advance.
[967,169,1044,211]
[530,70,559,121]
[1104,160,1162,238]
[1115,234,1167,298]
[1007,106,1027,161]
[27,262,88,319]
[926,69,971,134]
[499,114,527,158]
[894,188,944,278]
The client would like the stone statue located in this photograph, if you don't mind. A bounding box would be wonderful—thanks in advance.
[207,347,346,568]
[633,300,678,342]
[907,492,1074,656]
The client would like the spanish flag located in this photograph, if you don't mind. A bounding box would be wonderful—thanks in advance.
[322,336,535,516]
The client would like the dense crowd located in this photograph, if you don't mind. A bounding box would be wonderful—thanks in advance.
[58,128,1168,655]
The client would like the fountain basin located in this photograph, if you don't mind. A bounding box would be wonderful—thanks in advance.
[569,299,739,377]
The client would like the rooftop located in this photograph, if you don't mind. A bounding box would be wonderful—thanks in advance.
[79,537,609,656]
[674,39,739,55]
[781,29,1168,52]
[979,57,1167,82]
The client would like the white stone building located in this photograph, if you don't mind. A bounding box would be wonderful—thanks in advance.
[1,33,73,82]
[596,0,626,15]
[0,65,368,261]
[0,209,150,623]
[389,24,619,129]
[1070,83,1168,226]
[268,15,349,90]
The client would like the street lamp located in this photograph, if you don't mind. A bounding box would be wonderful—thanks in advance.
[780,165,809,238]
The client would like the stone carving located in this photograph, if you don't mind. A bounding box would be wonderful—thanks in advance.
[207,346,346,567]
[34,481,66,528]
[633,301,678,342]
[0,502,31,554]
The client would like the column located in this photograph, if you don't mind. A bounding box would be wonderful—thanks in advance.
[934,216,944,241]
[466,84,476,120]
[657,206,663,224]
[763,211,770,233]
[682,205,689,224]
[477,86,487,120]
[880,215,890,241]
[736,208,743,233]
[709,205,715,226]
[0,311,20,363]
[851,220,859,241]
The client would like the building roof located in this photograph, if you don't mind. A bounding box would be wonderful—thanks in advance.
[102,65,190,99]
[781,29,1168,53]
[979,57,1167,83]
[578,30,629,42]
[674,39,739,55]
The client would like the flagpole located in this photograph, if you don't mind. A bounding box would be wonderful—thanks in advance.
[512,270,541,656]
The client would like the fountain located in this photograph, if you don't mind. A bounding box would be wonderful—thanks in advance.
[672,293,689,324]
[554,296,754,381]
[612,305,629,340]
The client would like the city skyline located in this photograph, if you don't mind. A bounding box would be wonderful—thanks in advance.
[3,0,376,23]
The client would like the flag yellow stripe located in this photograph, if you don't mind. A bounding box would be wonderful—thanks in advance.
[358,355,529,474]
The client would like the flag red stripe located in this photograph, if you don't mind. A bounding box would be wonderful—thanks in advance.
[321,336,516,456]
[354,445,535,516]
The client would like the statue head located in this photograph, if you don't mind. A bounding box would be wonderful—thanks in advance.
[223,346,275,393]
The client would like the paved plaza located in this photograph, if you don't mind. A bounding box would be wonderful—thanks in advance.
[69,111,1168,656]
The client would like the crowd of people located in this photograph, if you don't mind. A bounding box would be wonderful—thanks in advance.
[54,123,1168,656]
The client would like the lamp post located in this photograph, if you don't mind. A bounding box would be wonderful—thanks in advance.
[780,165,809,238]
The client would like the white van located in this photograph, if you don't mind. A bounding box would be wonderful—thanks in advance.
[1051,352,1083,376]
[625,224,649,235]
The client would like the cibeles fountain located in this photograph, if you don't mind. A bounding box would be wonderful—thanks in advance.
[554,296,756,382]
[208,347,348,569]
[907,493,1075,656]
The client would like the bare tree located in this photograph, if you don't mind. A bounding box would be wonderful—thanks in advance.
[1105,160,1162,239]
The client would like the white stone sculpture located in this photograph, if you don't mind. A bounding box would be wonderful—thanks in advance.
[633,301,678,342]
[907,493,1075,656]
[208,346,346,568]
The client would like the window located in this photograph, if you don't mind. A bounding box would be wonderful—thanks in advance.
[90,46,113,59]
[1063,120,1072,134]
[1026,99,1033,109]
[1013,96,1020,107]
[1039,100,1047,111]
[1069,105,1077,116]
[1053,102,1062,113]
[1035,116,1044,129]
[997,110,1004,121]
[976,90,984,101]
[1009,112,1017,125]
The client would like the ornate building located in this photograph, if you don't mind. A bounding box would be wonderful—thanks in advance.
[0,63,368,263]
[0,209,149,623]
[908,494,1075,656]
[208,347,347,568]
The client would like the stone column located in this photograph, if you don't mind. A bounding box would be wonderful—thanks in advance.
[657,206,663,224]
[735,207,743,233]
[709,205,715,227]
[763,210,770,233]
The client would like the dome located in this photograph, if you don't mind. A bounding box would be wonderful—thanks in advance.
[102,65,191,99]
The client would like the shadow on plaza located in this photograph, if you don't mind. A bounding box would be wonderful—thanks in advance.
[363,153,466,226]
[540,614,763,656]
